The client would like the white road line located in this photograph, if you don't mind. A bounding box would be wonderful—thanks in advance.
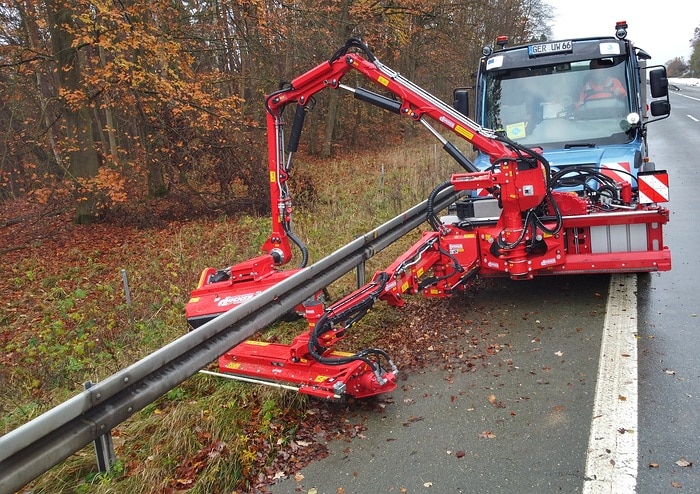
[687,115,699,122]
[583,273,638,493]
[676,93,700,102]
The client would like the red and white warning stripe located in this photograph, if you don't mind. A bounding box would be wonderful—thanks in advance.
[601,161,632,184]
[638,171,669,204]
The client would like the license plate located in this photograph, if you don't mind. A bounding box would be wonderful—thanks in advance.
[528,40,573,56]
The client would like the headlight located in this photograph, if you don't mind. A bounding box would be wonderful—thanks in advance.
[626,112,640,125]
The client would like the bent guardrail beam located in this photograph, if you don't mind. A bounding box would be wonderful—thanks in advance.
[0,187,460,493]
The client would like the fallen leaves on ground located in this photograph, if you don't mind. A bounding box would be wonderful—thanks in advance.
[170,440,229,490]
[1,200,519,493]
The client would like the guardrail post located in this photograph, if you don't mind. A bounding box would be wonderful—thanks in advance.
[356,260,366,288]
[84,381,116,473]
[121,269,135,329]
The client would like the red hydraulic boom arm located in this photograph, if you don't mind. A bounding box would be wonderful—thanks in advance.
[187,38,670,400]
[261,38,522,266]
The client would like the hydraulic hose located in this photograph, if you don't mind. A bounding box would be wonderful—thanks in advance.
[307,273,390,370]
[330,37,377,64]
[283,221,309,268]
[417,243,464,291]
[427,181,454,231]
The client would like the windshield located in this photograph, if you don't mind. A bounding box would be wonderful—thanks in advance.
[482,56,633,149]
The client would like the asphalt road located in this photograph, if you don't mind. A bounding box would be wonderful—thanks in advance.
[636,82,700,493]
[272,275,609,493]
[269,85,700,494]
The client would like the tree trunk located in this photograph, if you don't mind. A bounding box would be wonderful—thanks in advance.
[21,0,62,174]
[321,91,340,157]
[320,0,354,158]
[98,46,119,161]
[46,0,101,223]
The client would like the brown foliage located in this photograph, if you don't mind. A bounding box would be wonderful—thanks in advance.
[0,0,553,222]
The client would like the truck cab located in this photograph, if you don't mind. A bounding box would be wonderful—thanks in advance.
[461,22,670,187]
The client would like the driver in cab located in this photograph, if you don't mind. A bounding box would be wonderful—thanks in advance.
[578,59,627,106]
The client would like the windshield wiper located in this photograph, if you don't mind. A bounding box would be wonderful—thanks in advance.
[564,143,596,149]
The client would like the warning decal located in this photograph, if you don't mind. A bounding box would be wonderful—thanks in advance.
[601,161,632,184]
[638,171,669,204]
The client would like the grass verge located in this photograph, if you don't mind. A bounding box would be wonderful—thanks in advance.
[1,138,468,492]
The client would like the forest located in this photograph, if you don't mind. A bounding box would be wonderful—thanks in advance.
[1,3,558,491]
[1,0,555,226]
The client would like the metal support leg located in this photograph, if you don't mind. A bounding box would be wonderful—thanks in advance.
[84,381,116,473]
[356,260,366,288]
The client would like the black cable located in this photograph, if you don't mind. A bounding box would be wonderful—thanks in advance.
[502,140,564,235]
[427,180,454,231]
[488,137,565,243]
[265,85,293,116]
[329,38,377,64]
[496,210,534,250]
[417,244,464,291]
[307,273,390,370]
[549,165,629,207]
[282,221,309,268]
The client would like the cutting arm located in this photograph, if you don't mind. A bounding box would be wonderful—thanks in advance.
[187,38,669,399]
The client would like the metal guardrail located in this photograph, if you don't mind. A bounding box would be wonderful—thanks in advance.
[0,187,460,493]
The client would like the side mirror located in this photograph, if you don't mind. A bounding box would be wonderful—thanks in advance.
[453,88,470,116]
[644,66,671,122]
[649,68,668,98]
[650,100,670,117]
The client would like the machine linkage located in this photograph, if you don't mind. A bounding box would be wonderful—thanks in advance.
[186,38,670,400]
